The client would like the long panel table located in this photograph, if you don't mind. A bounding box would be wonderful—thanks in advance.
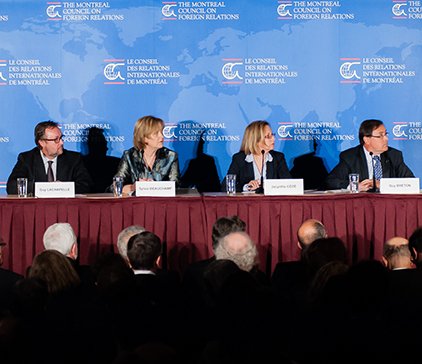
[1,192,422,275]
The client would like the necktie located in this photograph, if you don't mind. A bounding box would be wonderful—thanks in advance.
[47,161,54,182]
[373,155,382,180]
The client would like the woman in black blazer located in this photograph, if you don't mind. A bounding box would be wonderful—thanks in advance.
[222,120,291,193]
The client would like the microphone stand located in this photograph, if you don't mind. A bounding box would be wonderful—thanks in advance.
[256,150,265,194]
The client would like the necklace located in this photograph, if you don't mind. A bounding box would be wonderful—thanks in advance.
[143,152,156,170]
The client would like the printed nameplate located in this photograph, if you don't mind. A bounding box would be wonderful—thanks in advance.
[380,178,420,194]
[135,181,176,197]
[35,182,75,198]
[264,179,304,196]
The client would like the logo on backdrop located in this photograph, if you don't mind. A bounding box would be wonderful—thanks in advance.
[46,2,124,21]
[277,0,355,21]
[0,61,7,86]
[339,58,361,84]
[391,121,422,140]
[103,60,126,84]
[103,58,181,85]
[221,57,299,85]
[161,1,239,21]
[391,1,422,19]
[277,121,355,142]
[163,125,178,139]
[0,14,8,22]
[339,57,416,84]
[62,123,125,143]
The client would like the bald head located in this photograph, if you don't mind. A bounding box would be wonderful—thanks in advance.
[215,231,258,272]
[382,236,413,270]
[297,219,327,250]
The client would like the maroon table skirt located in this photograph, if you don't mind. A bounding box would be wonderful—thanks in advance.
[1,193,422,275]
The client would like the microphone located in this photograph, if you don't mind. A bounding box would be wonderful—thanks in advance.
[256,150,265,194]
[369,151,377,193]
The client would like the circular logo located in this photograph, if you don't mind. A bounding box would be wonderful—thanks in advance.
[339,62,361,80]
[277,125,292,138]
[392,124,407,138]
[277,4,292,17]
[104,63,125,81]
[221,62,243,80]
[392,3,407,16]
[162,4,177,17]
[163,125,177,139]
[46,5,62,18]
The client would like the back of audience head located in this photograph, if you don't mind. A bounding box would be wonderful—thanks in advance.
[304,237,347,277]
[43,222,78,259]
[409,226,422,264]
[214,231,258,272]
[297,219,327,251]
[117,225,145,261]
[28,250,80,295]
[211,215,246,251]
[382,236,414,270]
[127,231,162,271]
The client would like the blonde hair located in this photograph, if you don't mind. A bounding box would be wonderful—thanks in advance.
[240,120,270,155]
[133,115,164,150]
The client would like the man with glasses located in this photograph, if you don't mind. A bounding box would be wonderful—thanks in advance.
[325,119,414,191]
[6,120,92,194]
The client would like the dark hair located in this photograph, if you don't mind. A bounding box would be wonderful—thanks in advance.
[211,215,246,250]
[409,227,422,262]
[28,250,80,294]
[127,231,162,270]
[34,121,60,147]
[358,119,384,145]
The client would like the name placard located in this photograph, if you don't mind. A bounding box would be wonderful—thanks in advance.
[380,178,420,194]
[264,179,304,196]
[135,181,176,197]
[35,182,75,198]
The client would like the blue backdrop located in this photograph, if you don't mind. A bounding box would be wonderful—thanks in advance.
[1,0,421,191]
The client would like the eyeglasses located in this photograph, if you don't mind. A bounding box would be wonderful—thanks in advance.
[42,135,63,143]
[368,132,388,139]
[264,133,276,139]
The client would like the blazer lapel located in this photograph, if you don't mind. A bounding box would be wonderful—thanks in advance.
[358,147,370,180]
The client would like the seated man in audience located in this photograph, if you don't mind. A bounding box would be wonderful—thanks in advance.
[182,215,246,291]
[214,231,258,273]
[116,225,145,264]
[0,237,23,312]
[325,119,414,191]
[409,226,422,269]
[271,219,327,300]
[43,222,94,291]
[6,120,92,195]
[381,236,414,270]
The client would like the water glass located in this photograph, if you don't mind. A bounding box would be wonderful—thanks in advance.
[226,174,236,195]
[349,173,359,193]
[17,178,28,198]
[113,176,123,197]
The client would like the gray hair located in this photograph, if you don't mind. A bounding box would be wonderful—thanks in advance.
[215,231,258,272]
[117,225,145,259]
[43,223,76,256]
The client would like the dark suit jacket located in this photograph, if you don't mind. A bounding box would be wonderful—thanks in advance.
[325,145,414,190]
[222,150,292,192]
[6,147,93,194]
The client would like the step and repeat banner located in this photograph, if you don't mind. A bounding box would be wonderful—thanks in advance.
[0,0,421,191]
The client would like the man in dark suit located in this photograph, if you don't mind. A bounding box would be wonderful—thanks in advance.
[6,120,92,195]
[325,119,414,191]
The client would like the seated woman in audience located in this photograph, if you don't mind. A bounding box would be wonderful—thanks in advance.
[114,115,180,195]
[222,120,291,192]
[28,250,80,295]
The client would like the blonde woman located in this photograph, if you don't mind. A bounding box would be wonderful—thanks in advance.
[223,120,291,192]
[114,115,180,195]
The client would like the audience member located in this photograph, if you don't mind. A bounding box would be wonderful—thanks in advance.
[408,226,422,268]
[0,238,23,312]
[116,225,145,263]
[214,231,258,272]
[43,222,95,291]
[381,236,414,270]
